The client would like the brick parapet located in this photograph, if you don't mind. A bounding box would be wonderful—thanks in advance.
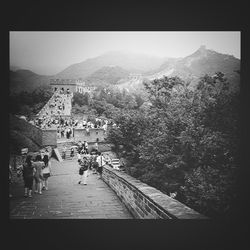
[73,128,106,143]
[102,165,208,219]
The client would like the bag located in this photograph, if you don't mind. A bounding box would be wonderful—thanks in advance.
[43,173,51,178]
[79,161,88,174]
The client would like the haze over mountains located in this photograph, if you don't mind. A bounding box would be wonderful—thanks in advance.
[10,46,240,93]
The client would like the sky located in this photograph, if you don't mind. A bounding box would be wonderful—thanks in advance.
[9,31,241,75]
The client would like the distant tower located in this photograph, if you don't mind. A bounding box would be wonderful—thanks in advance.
[199,45,206,51]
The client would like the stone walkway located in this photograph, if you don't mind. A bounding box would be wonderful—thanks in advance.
[9,159,133,219]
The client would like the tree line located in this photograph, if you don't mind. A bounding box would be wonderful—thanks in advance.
[9,86,53,119]
[106,72,240,219]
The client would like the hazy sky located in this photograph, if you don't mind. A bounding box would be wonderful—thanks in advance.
[10,31,240,75]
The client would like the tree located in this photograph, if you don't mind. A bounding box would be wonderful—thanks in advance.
[107,72,240,218]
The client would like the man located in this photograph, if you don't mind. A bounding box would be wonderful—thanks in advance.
[96,152,105,179]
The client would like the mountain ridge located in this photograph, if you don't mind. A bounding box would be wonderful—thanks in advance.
[10,46,240,93]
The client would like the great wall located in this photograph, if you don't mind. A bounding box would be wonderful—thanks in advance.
[9,79,207,219]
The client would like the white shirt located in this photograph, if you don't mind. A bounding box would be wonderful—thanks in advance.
[97,155,105,167]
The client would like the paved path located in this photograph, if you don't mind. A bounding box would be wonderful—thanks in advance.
[9,159,133,219]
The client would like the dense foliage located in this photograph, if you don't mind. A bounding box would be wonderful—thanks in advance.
[9,86,53,119]
[106,73,240,218]
[72,85,144,118]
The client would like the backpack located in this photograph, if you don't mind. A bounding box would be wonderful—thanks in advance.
[79,160,88,172]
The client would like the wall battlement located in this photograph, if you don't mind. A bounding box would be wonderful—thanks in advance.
[103,165,207,219]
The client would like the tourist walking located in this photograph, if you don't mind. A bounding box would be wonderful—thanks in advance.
[42,155,52,190]
[22,155,35,198]
[33,155,45,194]
[62,146,67,160]
[78,156,89,185]
[91,154,98,174]
[96,152,105,179]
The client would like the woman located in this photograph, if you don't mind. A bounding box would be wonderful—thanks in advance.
[33,155,45,194]
[22,155,35,198]
[42,155,52,191]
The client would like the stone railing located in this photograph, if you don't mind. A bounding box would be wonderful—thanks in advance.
[102,165,207,219]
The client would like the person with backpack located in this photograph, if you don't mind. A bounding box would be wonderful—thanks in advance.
[22,155,35,198]
[78,156,89,185]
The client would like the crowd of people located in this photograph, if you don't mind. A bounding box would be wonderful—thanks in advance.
[29,115,113,139]
[75,141,111,185]
[38,91,72,118]
[9,149,52,198]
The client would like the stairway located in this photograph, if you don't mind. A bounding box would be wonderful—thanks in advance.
[56,141,78,161]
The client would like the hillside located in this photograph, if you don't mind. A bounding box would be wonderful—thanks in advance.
[118,46,240,92]
[85,65,130,85]
[146,46,240,88]
[55,51,166,79]
[10,69,51,93]
[10,46,240,94]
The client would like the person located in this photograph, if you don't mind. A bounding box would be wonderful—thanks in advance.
[42,155,52,190]
[83,141,88,154]
[9,164,13,198]
[86,127,90,136]
[91,154,98,174]
[33,155,45,194]
[77,150,81,164]
[94,142,99,151]
[62,146,67,160]
[104,154,112,166]
[78,156,89,185]
[22,155,35,198]
[96,152,105,179]
[70,146,74,158]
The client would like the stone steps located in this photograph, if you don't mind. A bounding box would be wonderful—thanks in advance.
[56,141,77,161]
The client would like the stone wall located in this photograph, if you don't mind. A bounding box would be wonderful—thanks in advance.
[73,128,106,143]
[10,114,43,147]
[10,114,57,148]
[102,165,207,219]
[42,129,57,147]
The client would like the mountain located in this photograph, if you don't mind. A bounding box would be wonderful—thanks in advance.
[10,65,21,71]
[10,46,240,94]
[85,65,130,86]
[10,70,51,93]
[117,46,240,92]
[55,51,166,79]
[149,46,240,84]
